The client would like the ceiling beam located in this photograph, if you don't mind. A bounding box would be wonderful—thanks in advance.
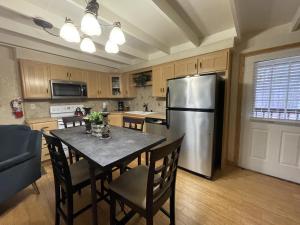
[152,0,201,46]
[0,0,148,61]
[229,0,241,39]
[290,6,300,32]
[65,0,170,54]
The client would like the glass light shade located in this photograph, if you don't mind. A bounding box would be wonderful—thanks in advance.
[105,40,119,53]
[81,12,101,36]
[80,37,96,53]
[60,20,80,43]
[109,26,125,45]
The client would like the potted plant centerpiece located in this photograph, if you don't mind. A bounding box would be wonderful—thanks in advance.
[88,112,104,137]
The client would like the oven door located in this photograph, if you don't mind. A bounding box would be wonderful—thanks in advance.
[50,80,87,99]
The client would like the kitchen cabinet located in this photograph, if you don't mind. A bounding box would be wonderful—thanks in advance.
[198,50,228,74]
[26,118,58,162]
[20,59,51,99]
[174,57,198,77]
[152,63,174,97]
[108,113,123,127]
[122,73,136,98]
[86,71,110,98]
[50,64,83,81]
[109,74,123,98]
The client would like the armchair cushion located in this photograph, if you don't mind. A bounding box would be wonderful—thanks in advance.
[0,152,33,172]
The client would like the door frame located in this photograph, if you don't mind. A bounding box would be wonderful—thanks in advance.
[234,42,300,164]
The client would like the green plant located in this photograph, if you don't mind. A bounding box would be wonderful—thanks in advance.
[133,73,151,87]
[87,111,103,125]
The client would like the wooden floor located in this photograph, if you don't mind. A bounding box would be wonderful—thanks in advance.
[1,163,300,225]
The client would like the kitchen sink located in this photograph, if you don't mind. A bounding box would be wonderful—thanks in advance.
[126,111,157,115]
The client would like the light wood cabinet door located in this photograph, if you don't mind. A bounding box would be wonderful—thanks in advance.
[50,64,69,80]
[174,57,198,77]
[108,114,123,127]
[68,68,83,81]
[161,62,175,95]
[20,60,51,99]
[198,50,228,74]
[87,71,99,98]
[152,66,163,97]
[108,74,123,98]
[122,73,136,98]
[99,73,110,98]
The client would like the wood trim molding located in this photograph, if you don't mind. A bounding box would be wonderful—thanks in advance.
[233,42,300,165]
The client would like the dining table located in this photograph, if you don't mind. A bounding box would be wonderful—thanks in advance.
[50,125,166,225]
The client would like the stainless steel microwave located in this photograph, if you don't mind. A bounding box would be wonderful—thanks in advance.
[50,80,87,99]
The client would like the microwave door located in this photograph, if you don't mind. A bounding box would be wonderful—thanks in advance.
[51,80,87,99]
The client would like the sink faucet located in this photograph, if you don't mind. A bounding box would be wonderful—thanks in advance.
[143,103,149,112]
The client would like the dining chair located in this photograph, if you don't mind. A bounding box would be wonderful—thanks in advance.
[109,135,184,225]
[43,131,109,225]
[119,116,145,173]
[62,116,83,164]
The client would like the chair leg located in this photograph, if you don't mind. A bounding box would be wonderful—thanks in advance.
[66,194,74,225]
[110,195,116,225]
[170,190,175,225]
[68,148,73,164]
[32,182,40,194]
[138,155,141,165]
[55,184,61,225]
[146,217,153,225]
[145,151,149,166]
[55,209,60,225]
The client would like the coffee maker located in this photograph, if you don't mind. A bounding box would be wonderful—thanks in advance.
[118,101,124,111]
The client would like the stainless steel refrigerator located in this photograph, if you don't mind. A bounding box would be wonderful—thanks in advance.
[166,74,224,178]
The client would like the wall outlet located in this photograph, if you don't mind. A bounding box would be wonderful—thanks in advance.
[30,103,36,110]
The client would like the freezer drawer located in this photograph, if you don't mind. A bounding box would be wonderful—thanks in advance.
[167,110,215,177]
[168,75,216,109]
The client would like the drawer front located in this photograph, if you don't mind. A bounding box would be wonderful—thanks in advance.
[31,121,58,131]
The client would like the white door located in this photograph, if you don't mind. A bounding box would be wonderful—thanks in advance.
[239,48,300,184]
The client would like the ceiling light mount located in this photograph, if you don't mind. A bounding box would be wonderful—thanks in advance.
[85,0,99,17]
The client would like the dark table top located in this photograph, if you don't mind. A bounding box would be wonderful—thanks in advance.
[50,126,166,169]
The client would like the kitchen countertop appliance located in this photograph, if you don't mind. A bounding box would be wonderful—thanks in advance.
[50,80,87,99]
[166,74,224,178]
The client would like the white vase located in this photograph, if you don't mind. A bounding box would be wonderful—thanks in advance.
[91,124,102,137]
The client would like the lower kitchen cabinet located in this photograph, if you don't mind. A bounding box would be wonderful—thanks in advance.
[108,113,123,127]
[20,59,51,99]
[26,118,58,162]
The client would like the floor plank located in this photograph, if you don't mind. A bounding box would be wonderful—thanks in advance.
[0,163,300,225]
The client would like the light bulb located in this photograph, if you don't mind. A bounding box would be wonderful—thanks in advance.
[80,37,96,53]
[60,18,80,43]
[105,40,119,54]
[109,23,125,45]
[81,12,101,36]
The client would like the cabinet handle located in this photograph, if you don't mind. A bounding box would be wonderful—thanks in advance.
[46,88,48,93]
[195,63,197,69]
[199,62,202,68]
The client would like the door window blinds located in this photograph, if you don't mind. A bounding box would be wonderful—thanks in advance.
[252,55,300,121]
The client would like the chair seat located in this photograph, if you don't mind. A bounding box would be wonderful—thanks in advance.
[69,159,104,188]
[109,165,148,209]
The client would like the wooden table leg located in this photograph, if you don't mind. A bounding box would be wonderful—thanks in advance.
[89,162,98,225]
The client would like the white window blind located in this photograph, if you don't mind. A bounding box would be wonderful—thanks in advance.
[252,56,300,121]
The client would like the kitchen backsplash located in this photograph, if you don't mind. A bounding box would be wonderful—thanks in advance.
[125,86,166,113]
[24,100,118,119]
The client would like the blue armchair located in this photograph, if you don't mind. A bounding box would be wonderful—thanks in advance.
[0,125,42,204]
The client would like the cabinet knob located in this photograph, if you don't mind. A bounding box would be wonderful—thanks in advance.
[199,62,202,68]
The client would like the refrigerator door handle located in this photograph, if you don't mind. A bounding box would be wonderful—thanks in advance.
[166,87,170,128]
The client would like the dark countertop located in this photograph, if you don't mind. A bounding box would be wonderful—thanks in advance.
[50,126,166,169]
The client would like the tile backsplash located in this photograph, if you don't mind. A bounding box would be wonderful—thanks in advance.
[126,86,166,113]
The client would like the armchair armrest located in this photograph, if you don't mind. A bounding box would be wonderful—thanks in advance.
[0,152,33,172]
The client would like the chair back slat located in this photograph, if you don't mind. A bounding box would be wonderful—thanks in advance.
[123,116,144,131]
[147,135,184,207]
[42,131,72,190]
[62,116,83,128]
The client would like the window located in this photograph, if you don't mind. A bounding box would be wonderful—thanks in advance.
[252,56,300,121]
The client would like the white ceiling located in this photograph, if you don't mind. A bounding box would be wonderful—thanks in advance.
[0,0,298,71]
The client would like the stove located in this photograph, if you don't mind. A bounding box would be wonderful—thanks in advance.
[50,105,84,129]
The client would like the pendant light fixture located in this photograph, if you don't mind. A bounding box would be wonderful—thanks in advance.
[80,37,96,53]
[81,0,101,36]
[109,22,126,45]
[60,18,80,43]
[105,40,119,54]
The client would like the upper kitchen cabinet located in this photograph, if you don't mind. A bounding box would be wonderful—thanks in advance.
[86,71,110,98]
[122,73,136,98]
[198,50,228,74]
[50,64,84,82]
[174,57,198,77]
[109,74,123,98]
[152,63,174,97]
[19,59,51,99]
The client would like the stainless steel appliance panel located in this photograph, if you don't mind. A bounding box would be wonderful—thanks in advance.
[167,110,214,177]
[168,75,216,109]
[50,80,87,99]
